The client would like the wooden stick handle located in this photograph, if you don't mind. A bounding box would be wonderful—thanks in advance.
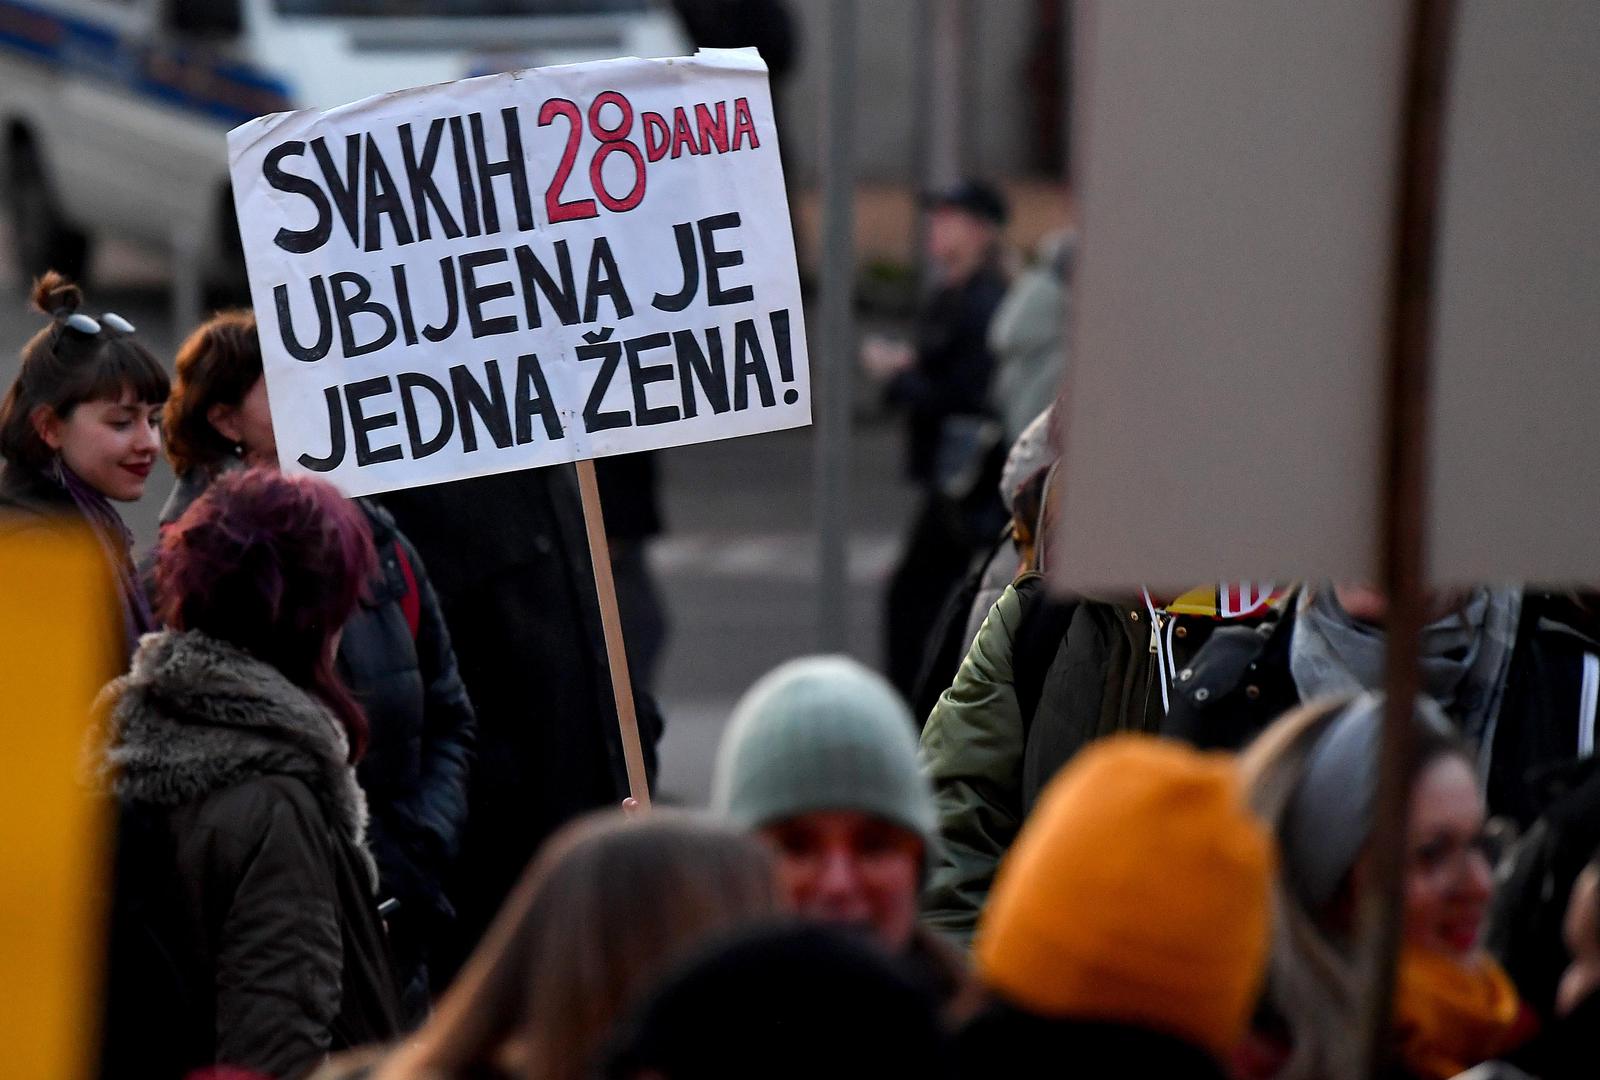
[574,458,653,811]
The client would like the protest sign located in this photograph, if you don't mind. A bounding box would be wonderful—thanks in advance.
[229,49,808,805]
[228,48,808,500]
[1059,2,1597,1070]
[1054,1,1599,591]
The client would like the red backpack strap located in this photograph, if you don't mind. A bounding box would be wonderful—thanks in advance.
[394,543,421,640]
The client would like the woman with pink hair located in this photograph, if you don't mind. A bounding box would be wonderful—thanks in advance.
[95,468,402,1080]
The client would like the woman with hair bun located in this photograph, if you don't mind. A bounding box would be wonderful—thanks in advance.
[95,468,403,1080]
[0,271,168,660]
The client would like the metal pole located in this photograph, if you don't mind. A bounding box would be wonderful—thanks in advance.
[928,0,965,189]
[1357,0,1457,1074]
[815,0,857,651]
[1060,0,1075,180]
[910,0,937,296]
[956,0,980,177]
[170,224,203,339]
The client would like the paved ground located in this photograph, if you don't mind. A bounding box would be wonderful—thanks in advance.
[0,235,918,807]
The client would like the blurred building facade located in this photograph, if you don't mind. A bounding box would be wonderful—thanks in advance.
[781,0,1069,186]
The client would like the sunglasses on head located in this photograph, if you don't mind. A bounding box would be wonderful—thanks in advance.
[61,311,137,337]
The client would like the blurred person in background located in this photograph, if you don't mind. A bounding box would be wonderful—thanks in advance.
[670,0,796,94]
[1238,693,1534,1080]
[95,469,402,1080]
[603,923,951,1080]
[578,0,773,680]
[378,464,666,987]
[1486,756,1600,1076]
[988,227,1074,448]
[909,405,1055,725]
[1170,583,1599,830]
[669,0,800,244]
[956,735,1275,1078]
[159,311,476,1018]
[867,180,1011,697]
[1488,754,1600,1021]
[332,812,780,1080]
[1559,857,1600,1014]
[1538,853,1600,1077]
[711,655,974,1016]
[0,271,167,662]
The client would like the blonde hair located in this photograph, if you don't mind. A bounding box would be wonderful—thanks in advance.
[1239,696,1472,1079]
[376,811,781,1080]
[1239,699,1366,1080]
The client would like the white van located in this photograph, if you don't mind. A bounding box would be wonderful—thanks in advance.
[0,0,690,292]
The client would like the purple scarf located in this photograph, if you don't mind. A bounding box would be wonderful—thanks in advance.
[57,462,154,658]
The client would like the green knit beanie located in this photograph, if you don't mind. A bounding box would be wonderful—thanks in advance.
[711,655,936,841]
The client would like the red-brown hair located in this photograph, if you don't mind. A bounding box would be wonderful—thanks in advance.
[154,467,375,760]
[163,310,262,477]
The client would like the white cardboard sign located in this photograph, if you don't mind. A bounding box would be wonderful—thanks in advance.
[228,48,808,498]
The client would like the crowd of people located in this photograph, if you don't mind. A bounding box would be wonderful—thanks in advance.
[1,192,1596,1080]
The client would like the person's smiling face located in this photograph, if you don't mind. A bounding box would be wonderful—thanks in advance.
[37,386,163,501]
[760,810,924,954]
[1401,754,1494,958]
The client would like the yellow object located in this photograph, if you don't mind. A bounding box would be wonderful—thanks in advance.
[1164,582,1289,619]
[1393,945,1525,1079]
[975,735,1276,1060]
[0,524,117,1080]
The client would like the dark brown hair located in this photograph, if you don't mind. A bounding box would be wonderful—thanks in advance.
[155,467,375,761]
[377,812,782,1080]
[0,272,169,471]
[163,310,263,477]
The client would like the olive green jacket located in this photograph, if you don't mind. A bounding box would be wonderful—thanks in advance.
[919,578,1222,945]
[920,582,1033,946]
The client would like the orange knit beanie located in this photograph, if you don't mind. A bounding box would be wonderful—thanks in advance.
[974,735,1276,1060]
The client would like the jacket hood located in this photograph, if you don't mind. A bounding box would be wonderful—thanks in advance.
[96,629,374,883]
[157,465,217,527]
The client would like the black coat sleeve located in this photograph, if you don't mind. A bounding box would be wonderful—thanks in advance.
[888,275,1007,418]
[399,532,476,864]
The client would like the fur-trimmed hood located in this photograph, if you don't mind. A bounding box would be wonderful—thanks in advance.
[96,629,374,885]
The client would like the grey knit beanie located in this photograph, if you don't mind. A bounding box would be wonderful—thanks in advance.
[711,655,936,841]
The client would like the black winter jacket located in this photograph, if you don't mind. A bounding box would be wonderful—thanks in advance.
[1007,580,1264,812]
[341,504,476,924]
[380,465,665,981]
[96,630,402,1080]
[158,472,477,931]
[1165,590,1599,827]
[888,262,1009,486]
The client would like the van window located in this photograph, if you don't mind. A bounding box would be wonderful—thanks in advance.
[274,0,650,14]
